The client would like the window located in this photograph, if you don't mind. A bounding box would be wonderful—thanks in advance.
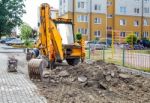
[85,29,87,34]
[60,0,62,5]
[144,7,150,13]
[107,14,113,18]
[94,5,101,11]
[94,18,101,24]
[134,32,139,37]
[85,16,88,22]
[143,32,149,38]
[81,15,84,21]
[135,0,140,2]
[120,7,127,13]
[77,15,88,22]
[78,28,88,35]
[94,31,101,37]
[107,26,112,30]
[144,19,149,26]
[134,20,139,26]
[144,0,150,2]
[120,19,126,26]
[107,1,112,6]
[120,32,126,37]
[78,2,85,9]
[134,8,140,14]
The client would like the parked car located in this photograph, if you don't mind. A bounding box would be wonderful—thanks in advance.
[0,37,16,43]
[134,44,145,50]
[85,41,107,50]
[5,39,24,46]
[0,38,6,43]
[98,42,111,48]
[120,44,145,50]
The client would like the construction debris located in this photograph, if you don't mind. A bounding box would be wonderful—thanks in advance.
[78,76,87,83]
[7,56,18,72]
[34,61,150,103]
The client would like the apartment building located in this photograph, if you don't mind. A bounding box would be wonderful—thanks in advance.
[59,0,150,41]
[111,0,150,42]
[59,0,107,41]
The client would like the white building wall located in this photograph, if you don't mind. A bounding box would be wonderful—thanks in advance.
[51,11,57,19]
[91,0,107,14]
[59,0,150,17]
[59,0,107,15]
[115,0,150,17]
[143,0,150,17]
[75,0,107,13]
[59,0,69,16]
[115,0,142,16]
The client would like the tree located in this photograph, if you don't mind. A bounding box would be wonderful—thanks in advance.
[0,0,25,38]
[126,34,137,44]
[20,23,32,47]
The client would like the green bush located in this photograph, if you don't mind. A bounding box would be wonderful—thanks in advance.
[24,40,34,48]
[95,37,99,42]
[126,34,137,44]
[75,33,82,41]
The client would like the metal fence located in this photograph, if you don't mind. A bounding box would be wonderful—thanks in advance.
[86,47,150,72]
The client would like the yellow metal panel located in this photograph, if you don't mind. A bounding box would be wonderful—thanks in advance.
[70,48,82,57]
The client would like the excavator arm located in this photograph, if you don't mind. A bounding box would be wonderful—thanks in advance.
[39,3,64,62]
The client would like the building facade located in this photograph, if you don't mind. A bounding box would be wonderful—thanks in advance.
[59,0,150,42]
[51,7,58,19]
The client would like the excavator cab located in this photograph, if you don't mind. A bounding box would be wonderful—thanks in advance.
[53,18,85,65]
[54,19,75,45]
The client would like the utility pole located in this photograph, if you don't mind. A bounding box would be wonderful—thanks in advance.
[141,0,144,39]
[72,0,75,35]
[106,0,108,45]
[87,0,91,41]
[89,0,92,41]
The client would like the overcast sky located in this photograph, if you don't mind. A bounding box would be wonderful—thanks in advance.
[22,0,59,28]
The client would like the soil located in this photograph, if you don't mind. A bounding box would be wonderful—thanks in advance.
[4,48,150,103]
[33,60,150,103]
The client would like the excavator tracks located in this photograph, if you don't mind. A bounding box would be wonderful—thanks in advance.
[28,59,48,80]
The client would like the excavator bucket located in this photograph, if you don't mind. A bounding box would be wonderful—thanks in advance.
[28,59,48,80]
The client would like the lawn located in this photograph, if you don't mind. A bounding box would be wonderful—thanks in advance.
[129,50,150,54]
[85,48,150,72]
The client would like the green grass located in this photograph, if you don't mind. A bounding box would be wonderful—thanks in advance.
[85,49,150,72]
[128,50,150,54]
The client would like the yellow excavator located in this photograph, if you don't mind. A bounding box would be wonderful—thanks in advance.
[28,3,85,80]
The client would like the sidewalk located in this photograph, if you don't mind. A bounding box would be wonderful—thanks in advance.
[0,53,47,103]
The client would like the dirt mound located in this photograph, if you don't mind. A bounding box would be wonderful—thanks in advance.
[35,61,150,103]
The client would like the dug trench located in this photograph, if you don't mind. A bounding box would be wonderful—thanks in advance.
[32,60,150,103]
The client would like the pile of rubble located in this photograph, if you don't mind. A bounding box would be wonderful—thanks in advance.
[35,60,150,103]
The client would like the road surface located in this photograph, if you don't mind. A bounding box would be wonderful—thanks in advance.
[0,44,47,103]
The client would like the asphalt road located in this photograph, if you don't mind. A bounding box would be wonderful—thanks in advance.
[0,44,24,53]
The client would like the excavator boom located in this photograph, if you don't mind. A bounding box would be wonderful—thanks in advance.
[39,3,64,61]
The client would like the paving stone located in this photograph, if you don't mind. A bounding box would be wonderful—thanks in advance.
[0,53,47,103]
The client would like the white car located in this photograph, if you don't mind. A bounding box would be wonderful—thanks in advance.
[6,39,24,46]
[85,41,107,50]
